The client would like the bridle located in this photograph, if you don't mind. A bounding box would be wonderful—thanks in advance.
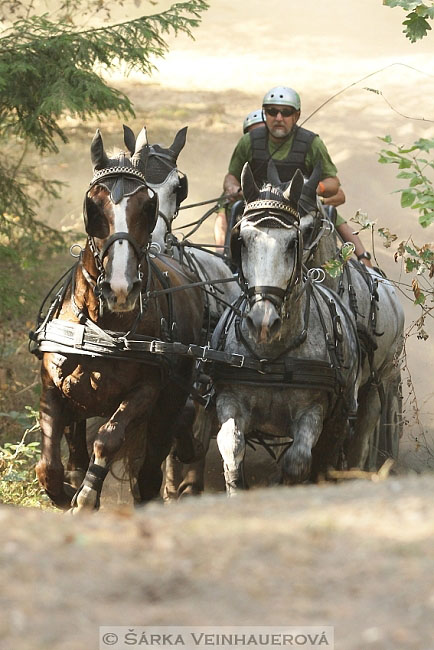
[233,197,304,314]
[83,163,156,307]
[145,146,188,232]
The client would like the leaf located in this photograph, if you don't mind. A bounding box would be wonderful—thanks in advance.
[400,189,416,208]
[323,258,344,279]
[417,327,429,340]
[340,242,355,262]
[405,258,419,273]
[351,209,376,230]
[398,157,412,169]
[414,292,426,305]
[419,211,434,227]
[403,12,432,42]
[397,171,417,179]
[378,227,398,248]
[413,138,434,152]
[384,1,425,8]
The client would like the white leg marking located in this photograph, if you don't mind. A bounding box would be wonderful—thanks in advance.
[217,418,245,471]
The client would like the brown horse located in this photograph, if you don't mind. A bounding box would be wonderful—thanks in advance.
[34,127,204,512]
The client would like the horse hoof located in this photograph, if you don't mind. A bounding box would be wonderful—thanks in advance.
[178,484,201,499]
[45,489,72,511]
[282,447,312,484]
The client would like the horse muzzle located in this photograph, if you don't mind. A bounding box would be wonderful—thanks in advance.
[246,299,282,344]
[99,277,142,312]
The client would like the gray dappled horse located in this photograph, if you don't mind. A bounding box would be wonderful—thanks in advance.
[201,164,361,494]
[297,165,404,469]
[123,125,240,328]
[123,126,241,498]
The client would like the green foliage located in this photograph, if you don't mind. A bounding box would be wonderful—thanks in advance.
[0,0,209,318]
[0,407,51,508]
[383,0,434,41]
[378,135,434,314]
[323,242,355,278]
[378,136,434,228]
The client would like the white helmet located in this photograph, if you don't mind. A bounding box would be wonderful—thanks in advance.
[243,109,264,133]
[262,86,301,110]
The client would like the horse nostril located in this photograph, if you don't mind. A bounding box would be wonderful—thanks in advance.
[100,282,114,300]
[269,316,282,338]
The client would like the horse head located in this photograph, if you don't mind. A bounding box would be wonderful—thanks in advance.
[234,163,304,344]
[83,127,158,312]
[123,126,188,247]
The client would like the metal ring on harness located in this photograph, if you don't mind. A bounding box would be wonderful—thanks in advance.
[69,243,83,258]
[321,218,335,235]
[306,267,326,283]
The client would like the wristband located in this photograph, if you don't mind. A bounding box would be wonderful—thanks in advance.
[318,181,325,195]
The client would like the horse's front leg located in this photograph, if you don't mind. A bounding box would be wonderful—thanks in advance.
[64,420,89,489]
[71,387,158,513]
[36,374,72,510]
[173,403,216,499]
[282,404,324,484]
[217,417,247,496]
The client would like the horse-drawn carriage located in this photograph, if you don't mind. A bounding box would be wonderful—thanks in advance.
[30,125,404,510]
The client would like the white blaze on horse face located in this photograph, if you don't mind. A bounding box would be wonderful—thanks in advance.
[110,197,133,301]
[148,168,180,247]
[241,223,297,291]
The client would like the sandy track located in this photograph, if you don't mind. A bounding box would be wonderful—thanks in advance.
[1,475,434,650]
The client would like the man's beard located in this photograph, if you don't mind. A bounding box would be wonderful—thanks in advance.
[269,125,290,139]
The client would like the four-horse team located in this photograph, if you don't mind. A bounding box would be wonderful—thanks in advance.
[30,85,404,512]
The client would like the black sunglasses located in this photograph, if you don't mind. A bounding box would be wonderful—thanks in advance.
[264,107,296,118]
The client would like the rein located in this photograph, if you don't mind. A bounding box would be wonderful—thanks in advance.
[178,196,224,211]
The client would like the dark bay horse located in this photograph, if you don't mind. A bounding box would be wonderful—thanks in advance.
[34,127,204,512]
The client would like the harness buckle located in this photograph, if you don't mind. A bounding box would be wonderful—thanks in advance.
[200,344,211,362]
[258,359,268,374]
[230,353,245,368]
[149,340,164,354]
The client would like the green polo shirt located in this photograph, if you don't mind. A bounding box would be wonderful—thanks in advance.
[228,131,338,182]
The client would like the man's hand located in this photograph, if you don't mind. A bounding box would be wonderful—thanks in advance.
[223,173,242,201]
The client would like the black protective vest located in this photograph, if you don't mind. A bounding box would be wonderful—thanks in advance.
[250,125,317,186]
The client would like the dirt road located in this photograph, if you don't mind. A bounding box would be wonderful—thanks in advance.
[2,475,434,650]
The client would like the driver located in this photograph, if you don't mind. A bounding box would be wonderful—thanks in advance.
[218,86,372,266]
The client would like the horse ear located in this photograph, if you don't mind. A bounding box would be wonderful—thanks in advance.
[169,126,188,160]
[302,162,322,201]
[298,162,323,216]
[123,125,136,156]
[282,169,304,208]
[91,129,109,171]
[241,163,259,203]
[267,159,282,187]
[131,127,149,168]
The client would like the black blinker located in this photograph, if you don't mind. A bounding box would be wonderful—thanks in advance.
[83,195,109,239]
[176,175,188,206]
